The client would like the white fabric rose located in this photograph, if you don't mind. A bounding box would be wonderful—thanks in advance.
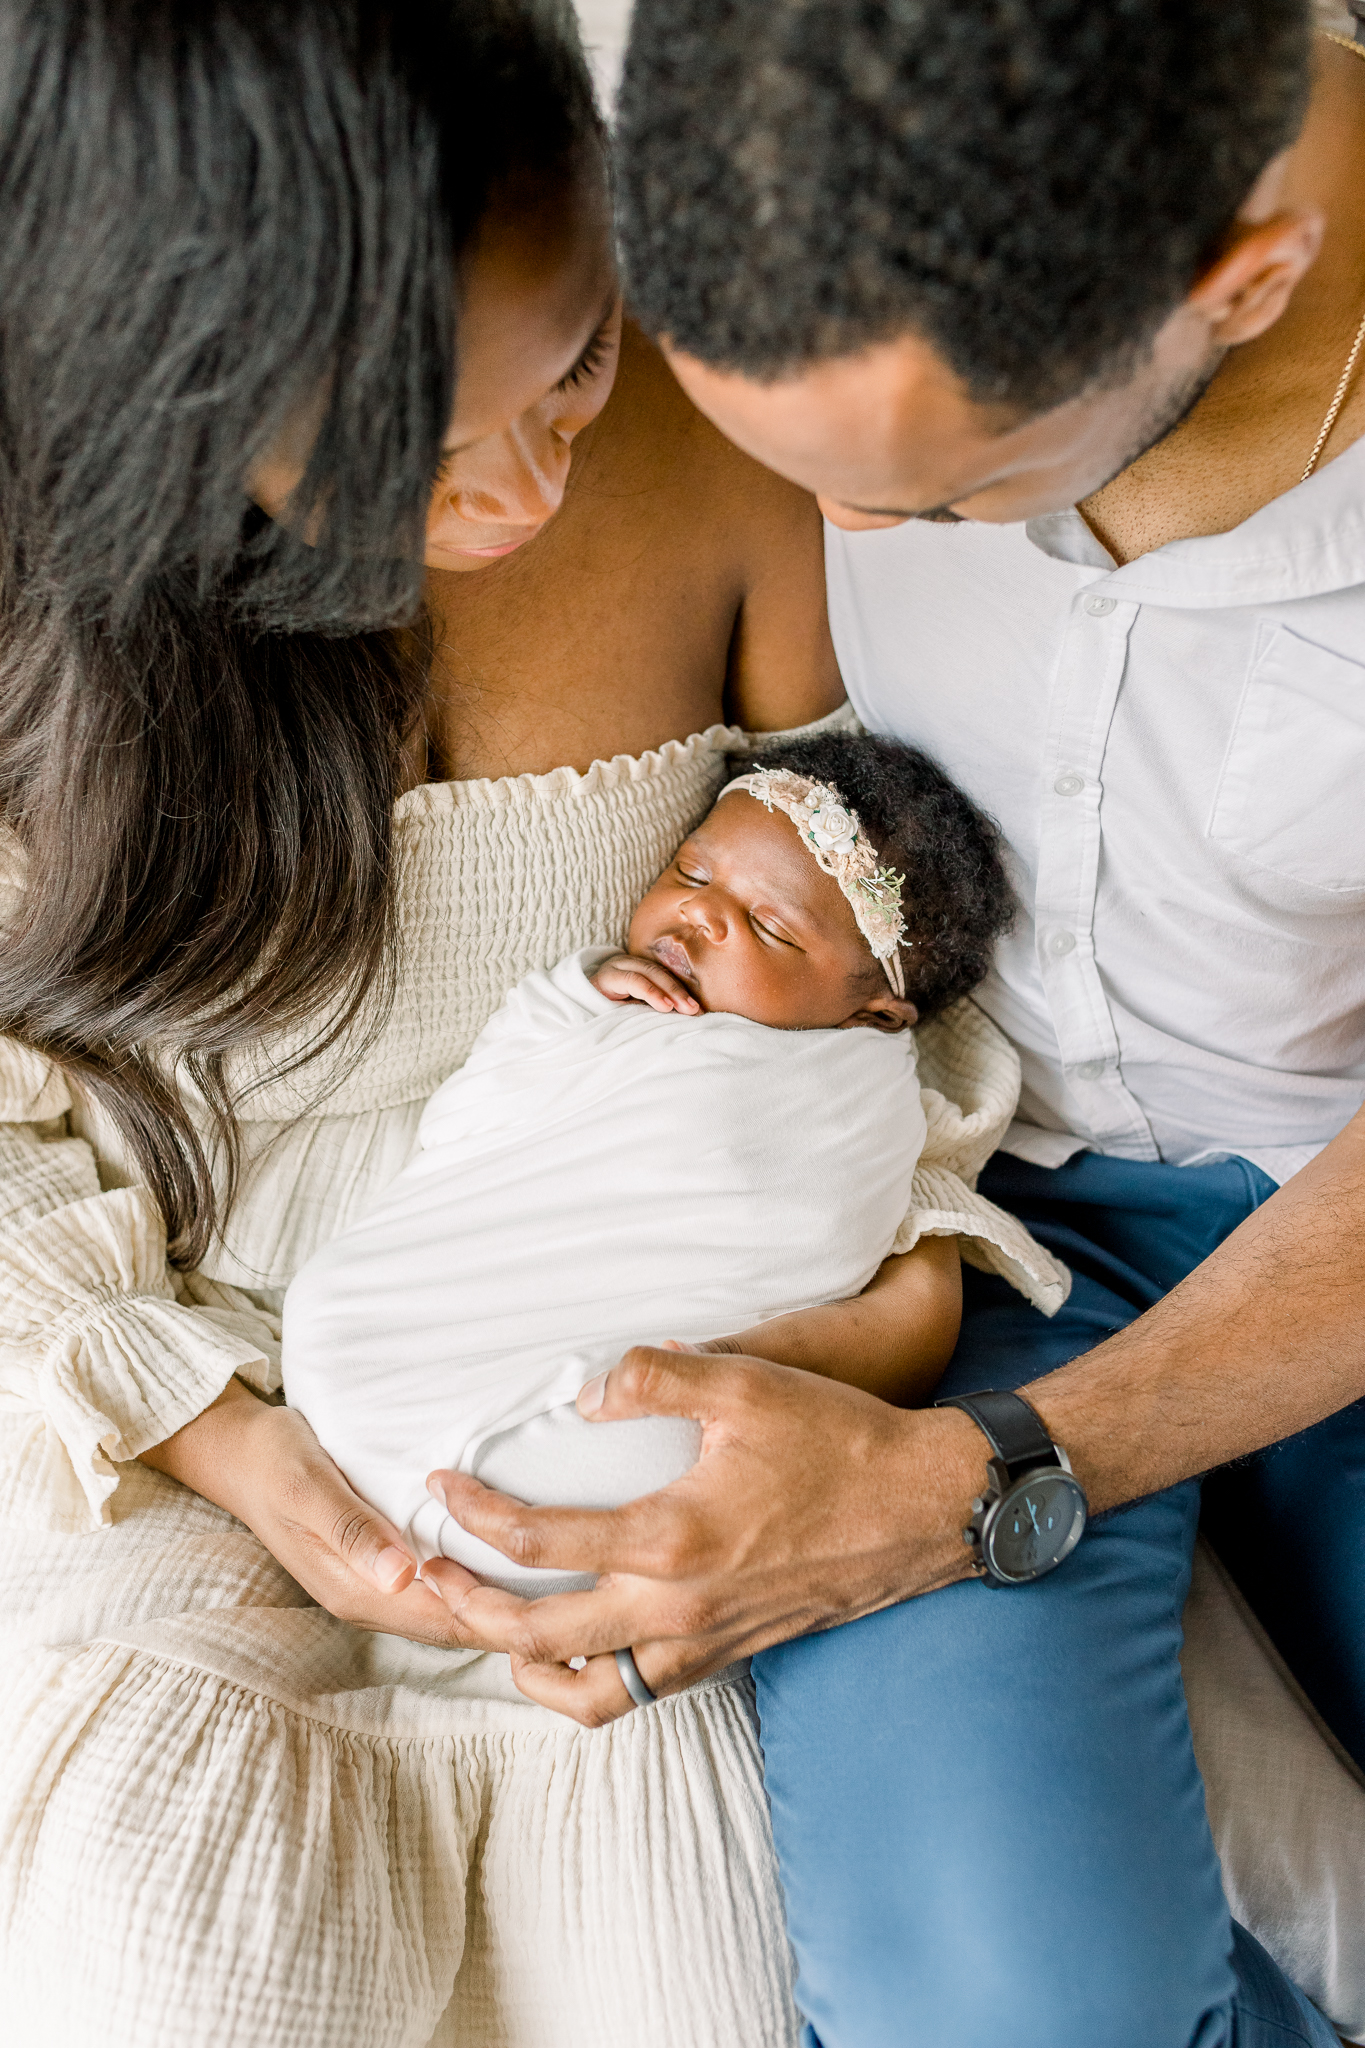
[806,800,859,854]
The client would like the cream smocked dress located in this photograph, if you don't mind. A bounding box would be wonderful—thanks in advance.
[1,711,1360,2046]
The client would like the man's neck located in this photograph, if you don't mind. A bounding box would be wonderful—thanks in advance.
[1080,34,1365,566]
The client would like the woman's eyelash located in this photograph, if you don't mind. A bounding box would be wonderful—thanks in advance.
[556,321,613,394]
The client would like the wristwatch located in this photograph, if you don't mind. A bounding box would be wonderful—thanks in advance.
[935,1389,1088,1586]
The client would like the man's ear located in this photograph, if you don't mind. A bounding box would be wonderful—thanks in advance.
[1187,203,1324,350]
[839,991,919,1034]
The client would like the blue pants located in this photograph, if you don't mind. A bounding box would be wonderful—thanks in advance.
[754,1152,1361,2048]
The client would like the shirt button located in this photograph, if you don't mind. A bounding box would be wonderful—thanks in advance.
[1075,1059,1105,1080]
[1053,771,1085,796]
[1047,930,1077,958]
[1083,593,1116,616]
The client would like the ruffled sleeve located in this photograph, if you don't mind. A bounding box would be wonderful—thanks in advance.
[895,999,1071,1317]
[0,1040,277,1534]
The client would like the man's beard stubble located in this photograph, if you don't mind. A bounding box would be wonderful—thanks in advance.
[1077,348,1228,504]
[910,346,1229,526]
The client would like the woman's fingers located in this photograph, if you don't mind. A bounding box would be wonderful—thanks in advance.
[507,1650,637,1726]
[284,1436,419,1594]
[324,1502,416,1593]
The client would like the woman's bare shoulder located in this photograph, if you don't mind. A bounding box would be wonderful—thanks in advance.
[588,322,844,730]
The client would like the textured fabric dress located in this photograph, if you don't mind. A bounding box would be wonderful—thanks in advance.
[1,715,1360,2045]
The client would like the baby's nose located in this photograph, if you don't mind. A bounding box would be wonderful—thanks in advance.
[683,889,729,939]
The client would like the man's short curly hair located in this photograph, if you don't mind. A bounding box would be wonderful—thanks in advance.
[731,730,1014,1016]
[617,0,1313,413]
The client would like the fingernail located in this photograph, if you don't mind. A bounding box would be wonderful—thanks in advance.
[373,1545,411,1591]
[577,1373,606,1416]
[426,1474,446,1501]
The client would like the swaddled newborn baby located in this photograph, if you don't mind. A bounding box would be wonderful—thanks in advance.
[282,733,1015,1595]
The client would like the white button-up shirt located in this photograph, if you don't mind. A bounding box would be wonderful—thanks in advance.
[826,437,1365,1184]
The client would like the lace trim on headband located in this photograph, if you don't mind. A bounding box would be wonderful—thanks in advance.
[718,769,907,999]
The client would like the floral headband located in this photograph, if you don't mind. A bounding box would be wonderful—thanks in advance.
[718,768,908,999]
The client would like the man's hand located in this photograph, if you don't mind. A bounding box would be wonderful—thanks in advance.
[425,1107,1365,1728]
[420,1349,982,1727]
[141,1378,483,1647]
[590,952,701,1013]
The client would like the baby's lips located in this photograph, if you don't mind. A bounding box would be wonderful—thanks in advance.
[650,935,696,985]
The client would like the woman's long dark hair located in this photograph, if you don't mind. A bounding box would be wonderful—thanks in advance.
[0,0,599,1264]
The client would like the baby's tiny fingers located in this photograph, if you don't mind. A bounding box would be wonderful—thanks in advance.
[624,968,695,1013]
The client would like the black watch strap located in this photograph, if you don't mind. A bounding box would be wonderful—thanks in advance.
[935,1389,1058,1477]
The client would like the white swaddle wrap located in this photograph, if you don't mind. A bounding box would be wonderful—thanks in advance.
[283,947,927,1593]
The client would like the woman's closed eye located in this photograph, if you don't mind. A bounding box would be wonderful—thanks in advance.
[556,312,615,394]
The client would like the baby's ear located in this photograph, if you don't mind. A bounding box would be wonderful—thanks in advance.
[840,992,919,1034]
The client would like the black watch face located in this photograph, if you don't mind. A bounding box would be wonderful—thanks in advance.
[984,1471,1087,1583]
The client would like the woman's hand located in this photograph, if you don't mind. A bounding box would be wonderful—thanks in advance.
[140,1378,482,1646]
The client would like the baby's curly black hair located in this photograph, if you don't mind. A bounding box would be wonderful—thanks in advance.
[731,729,1014,1019]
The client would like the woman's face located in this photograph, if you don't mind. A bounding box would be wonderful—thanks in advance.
[425,161,621,570]
[252,154,620,570]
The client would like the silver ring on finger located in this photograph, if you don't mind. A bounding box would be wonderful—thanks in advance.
[615,1645,657,1708]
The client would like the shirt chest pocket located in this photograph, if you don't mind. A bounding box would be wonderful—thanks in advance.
[1207,621,1365,894]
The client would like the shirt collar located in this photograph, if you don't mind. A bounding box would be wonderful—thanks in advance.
[1023,431,1365,608]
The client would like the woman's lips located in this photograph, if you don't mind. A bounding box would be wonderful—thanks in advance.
[450,536,531,559]
[651,935,696,982]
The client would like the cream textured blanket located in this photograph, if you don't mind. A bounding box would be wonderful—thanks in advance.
[283,947,929,1585]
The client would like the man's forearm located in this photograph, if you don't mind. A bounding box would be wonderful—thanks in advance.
[1025,1107,1365,1512]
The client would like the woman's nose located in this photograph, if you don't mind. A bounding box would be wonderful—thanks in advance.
[449,415,574,531]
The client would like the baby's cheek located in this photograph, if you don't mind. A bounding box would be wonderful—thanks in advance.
[625,887,664,954]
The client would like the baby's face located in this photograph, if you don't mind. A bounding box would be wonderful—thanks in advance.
[627,793,914,1031]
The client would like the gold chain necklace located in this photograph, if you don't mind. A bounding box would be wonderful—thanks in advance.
[1303,30,1365,481]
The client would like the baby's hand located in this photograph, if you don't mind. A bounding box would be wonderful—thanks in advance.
[591,953,701,1014]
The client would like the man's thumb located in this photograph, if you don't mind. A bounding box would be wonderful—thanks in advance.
[576,1343,714,1422]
